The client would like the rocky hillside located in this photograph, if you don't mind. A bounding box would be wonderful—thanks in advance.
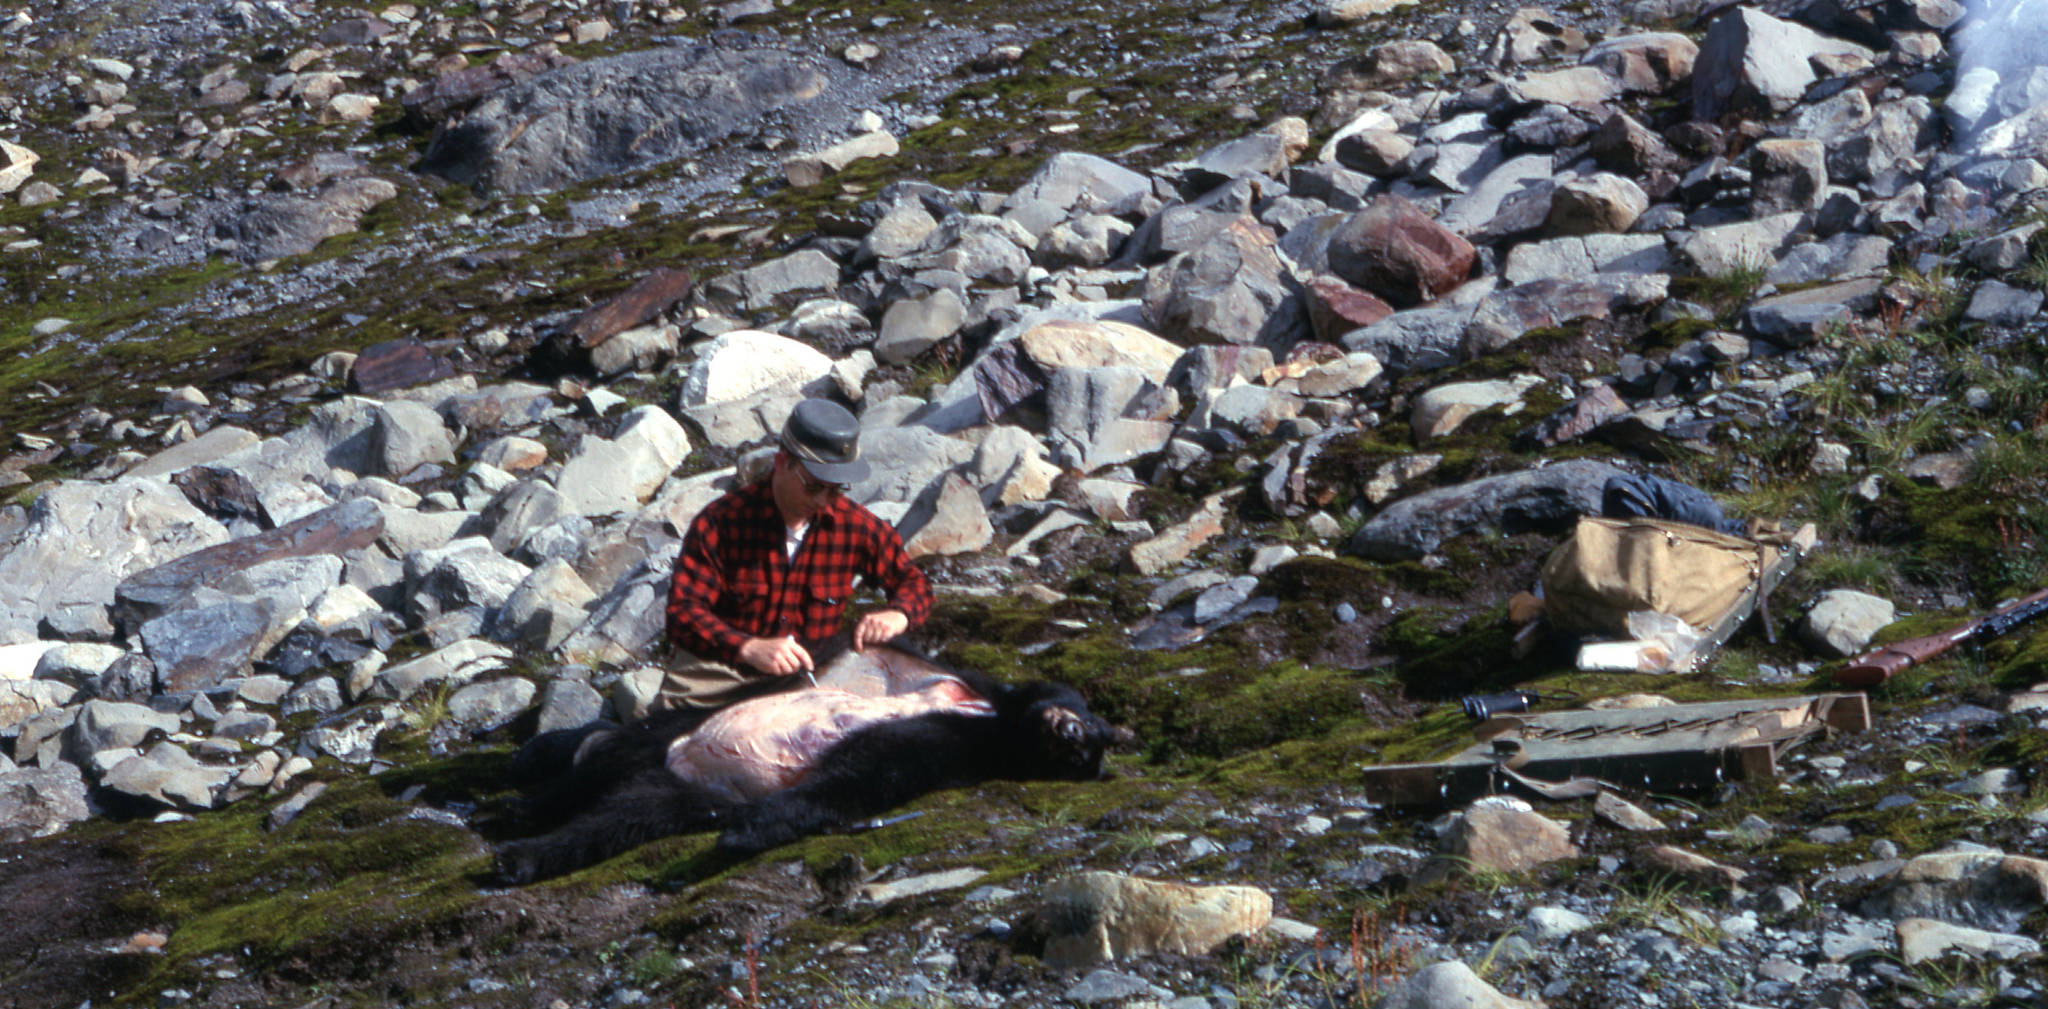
[4,0,2048,1005]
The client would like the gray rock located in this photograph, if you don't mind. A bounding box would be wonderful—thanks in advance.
[1046,367,1178,472]
[1743,278,1883,347]
[1142,216,1306,348]
[1380,961,1540,1009]
[874,287,966,365]
[64,699,181,763]
[239,675,296,708]
[300,706,402,764]
[266,780,328,831]
[446,677,537,730]
[1763,234,1892,285]
[999,151,1151,240]
[535,678,604,734]
[102,742,232,810]
[1412,376,1540,440]
[473,480,571,555]
[217,177,399,262]
[1466,275,1667,356]
[489,558,597,652]
[1341,307,1474,375]
[589,322,680,378]
[901,214,1033,285]
[1525,906,1597,941]
[1193,575,1261,624]
[404,538,531,625]
[281,677,345,717]
[1964,281,2045,326]
[1862,851,2048,932]
[850,424,977,507]
[858,201,939,264]
[31,643,129,687]
[1692,8,1875,119]
[1787,87,1874,147]
[368,638,512,702]
[1442,796,1579,871]
[1545,173,1648,236]
[1039,214,1135,268]
[0,763,91,841]
[213,707,277,740]
[1897,917,2041,966]
[0,479,231,641]
[124,425,262,481]
[1351,458,1622,561]
[1820,916,1895,961]
[1832,97,1937,184]
[1129,492,1233,576]
[1502,233,1669,285]
[556,432,672,517]
[1437,154,1555,236]
[1333,128,1415,177]
[1677,212,1806,276]
[1062,970,1172,1004]
[1750,138,1828,214]
[557,557,675,666]
[1799,589,1896,658]
[111,498,383,639]
[1190,127,1296,182]
[680,328,833,410]
[1581,32,1699,94]
[1193,383,1305,438]
[140,596,283,693]
[421,43,827,195]
[899,473,994,560]
[706,249,842,314]
[368,399,457,478]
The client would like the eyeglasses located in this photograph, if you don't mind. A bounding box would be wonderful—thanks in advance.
[793,467,845,498]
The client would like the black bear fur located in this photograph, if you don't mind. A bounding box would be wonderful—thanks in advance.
[487,639,1128,884]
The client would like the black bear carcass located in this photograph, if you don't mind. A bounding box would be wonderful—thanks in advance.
[489,642,1131,884]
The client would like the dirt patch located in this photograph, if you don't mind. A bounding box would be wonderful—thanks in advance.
[0,836,161,1009]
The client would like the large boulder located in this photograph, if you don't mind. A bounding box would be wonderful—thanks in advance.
[0,480,231,642]
[111,498,383,639]
[1692,8,1875,120]
[420,42,827,194]
[1142,216,1308,348]
[1326,197,1476,308]
[999,152,1152,240]
[216,177,399,262]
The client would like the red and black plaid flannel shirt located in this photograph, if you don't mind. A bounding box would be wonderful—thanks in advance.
[665,479,932,665]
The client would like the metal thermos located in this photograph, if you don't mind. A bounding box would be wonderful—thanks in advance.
[1461,689,1542,721]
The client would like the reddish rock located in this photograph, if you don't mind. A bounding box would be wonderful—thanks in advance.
[566,268,695,348]
[1304,275,1395,341]
[348,338,455,396]
[401,47,578,126]
[1325,196,1475,308]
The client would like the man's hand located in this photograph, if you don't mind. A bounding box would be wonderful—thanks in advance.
[853,609,910,652]
[737,635,815,677]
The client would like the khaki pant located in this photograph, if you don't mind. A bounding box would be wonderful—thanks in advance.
[653,649,780,712]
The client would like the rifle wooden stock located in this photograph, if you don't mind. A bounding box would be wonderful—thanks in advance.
[1835,587,2048,687]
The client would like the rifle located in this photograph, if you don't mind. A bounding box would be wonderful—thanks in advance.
[1834,586,2048,687]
